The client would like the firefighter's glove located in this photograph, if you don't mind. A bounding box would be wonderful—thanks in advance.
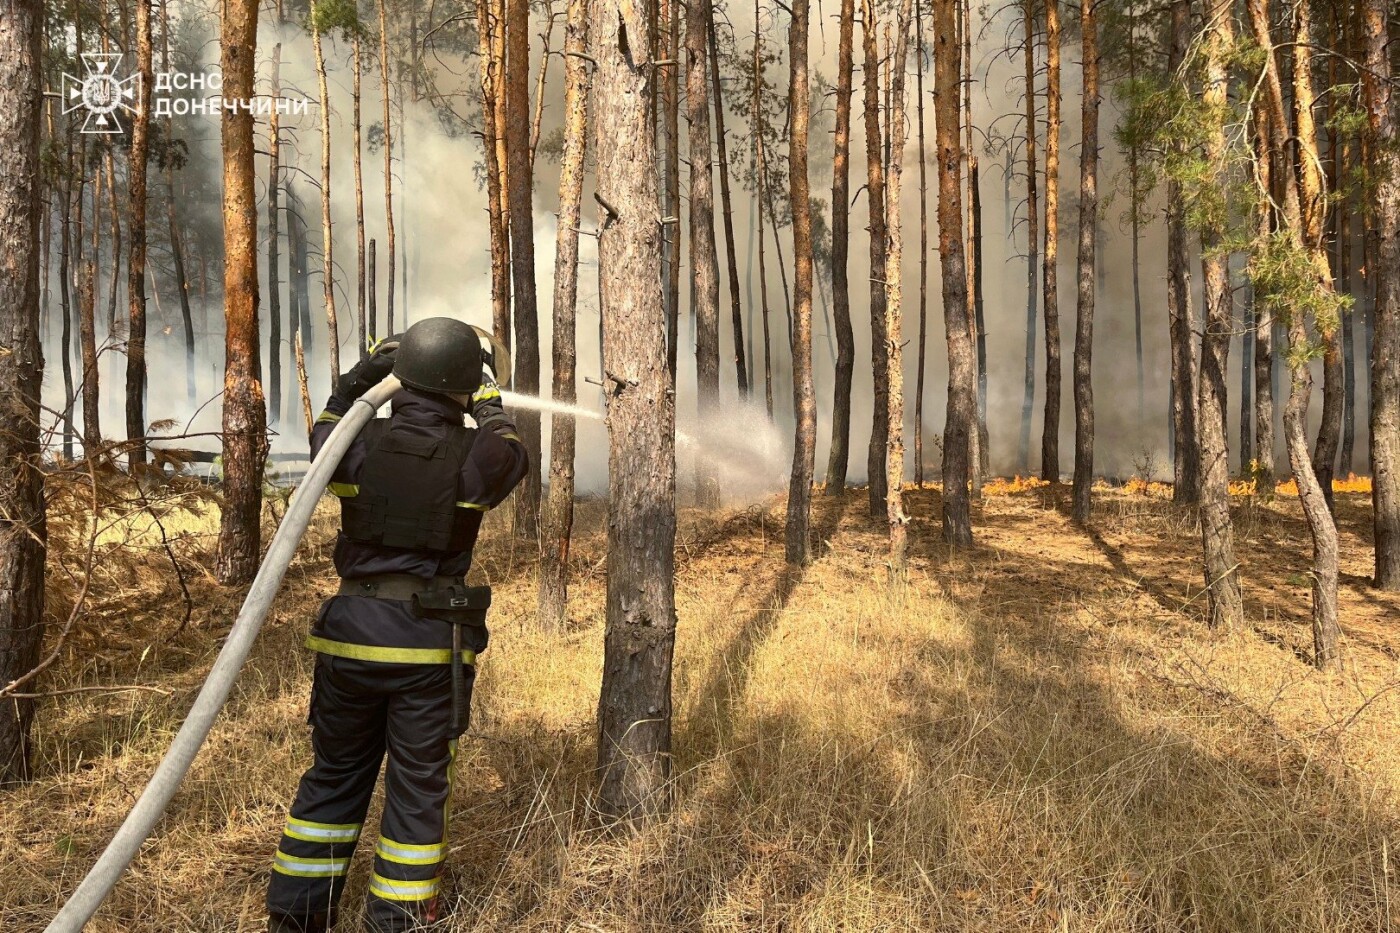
[470,379,511,432]
[337,335,403,401]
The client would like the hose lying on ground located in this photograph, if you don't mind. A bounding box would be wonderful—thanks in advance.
[46,375,402,933]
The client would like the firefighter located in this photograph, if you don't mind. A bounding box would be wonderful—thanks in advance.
[267,317,528,933]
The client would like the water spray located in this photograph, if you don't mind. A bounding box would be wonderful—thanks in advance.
[45,376,403,933]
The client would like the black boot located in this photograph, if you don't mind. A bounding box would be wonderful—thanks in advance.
[268,910,333,933]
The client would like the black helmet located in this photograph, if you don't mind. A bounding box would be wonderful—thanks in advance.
[392,317,484,395]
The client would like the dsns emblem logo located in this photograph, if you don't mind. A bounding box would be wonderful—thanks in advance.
[61,53,141,134]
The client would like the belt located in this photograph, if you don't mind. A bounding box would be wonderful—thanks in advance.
[337,573,464,601]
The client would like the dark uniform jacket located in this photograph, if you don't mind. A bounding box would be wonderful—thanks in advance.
[304,386,529,664]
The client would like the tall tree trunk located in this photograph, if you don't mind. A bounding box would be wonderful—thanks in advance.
[753,7,773,415]
[663,0,681,384]
[1293,0,1340,513]
[353,33,366,361]
[913,0,928,488]
[1167,0,1199,503]
[311,5,340,382]
[1197,0,1244,629]
[1339,127,1356,477]
[1070,0,1097,523]
[267,43,283,425]
[687,0,722,508]
[1127,9,1144,430]
[126,0,154,466]
[477,0,510,346]
[215,0,269,586]
[368,238,376,341]
[160,0,194,406]
[1041,0,1061,482]
[539,0,588,630]
[60,148,76,461]
[1362,0,1398,588]
[934,0,973,547]
[963,0,988,490]
[1017,0,1038,475]
[0,0,46,782]
[1251,98,1275,484]
[104,152,121,334]
[787,0,817,564]
[79,248,100,455]
[883,0,913,574]
[377,0,398,334]
[592,0,677,820]
[826,0,856,493]
[708,11,746,398]
[508,0,542,537]
[863,0,889,514]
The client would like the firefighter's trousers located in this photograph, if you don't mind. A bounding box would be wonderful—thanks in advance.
[267,653,473,932]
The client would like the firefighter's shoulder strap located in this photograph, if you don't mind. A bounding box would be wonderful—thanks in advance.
[340,419,477,550]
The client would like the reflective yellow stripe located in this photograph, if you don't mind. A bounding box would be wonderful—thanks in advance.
[305,635,476,666]
[368,873,440,902]
[375,837,448,866]
[315,411,343,424]
[471,385,501,403]
[273,851,351,877]
[500,432,522,443]
[455,501,489,511]
[328,482,359,498]
[284,817,361,844]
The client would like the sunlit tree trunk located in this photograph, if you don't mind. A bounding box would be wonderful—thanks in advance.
[376,0,398,333]
[1041,0,1061,482]
[310,3,340,381]
[1197,0,1243,629]
[353,32,366,360]
[126,0,153,466]
[687,0,721,508]
[934,0,973,546]
[1363,0,1399,589]
[592,0,677,820]
[1167,0,1199,503]
[215,0,269,587]
[752,6,773,415]
[0,0,46,781]
[477,0,510,346]
[1070,0,1097,523]
[663,0,680,384]
[863,0,889,514]
[826,0,856,493]
[786,0,817,564]
[913,0,927,488]
[1017,0,1038,475]
[539,0,588,630]
[267,44,283,425]
[883,0,913,575]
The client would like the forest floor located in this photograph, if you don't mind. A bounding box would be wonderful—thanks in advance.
[1,480,1398,931]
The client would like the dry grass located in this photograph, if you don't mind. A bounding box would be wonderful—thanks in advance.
[1,482,1398,931]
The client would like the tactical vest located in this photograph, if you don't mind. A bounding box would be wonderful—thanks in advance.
[341,419,480,552]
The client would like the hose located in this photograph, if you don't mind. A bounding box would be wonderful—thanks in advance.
[46,376,402,933]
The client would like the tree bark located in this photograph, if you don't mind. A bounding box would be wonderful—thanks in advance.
[0,0,46,782]
[1070,0,1097,523]
[708,11,746,398]
[126,0,154,466]
[687,0,722,508]
[883,0,913,575]
[1017,0,1038,475]
[1041,0,1061,483]
[1362,0,1398,589]
[862,0,889,514]
[1197,0,1244,629]
[934,0,973,547]
[59,143,76,462]
[913,0,928,488]
[215,0,269,586]
[377,0,398,334]
[826,0,856,493]
[311,4,340,382]
[752,5,773,415]
[353,32,366,361]
[539,0,588,630]
[592,0,677,820]
[508,0,542,537]
[477,0,510,347]
[787,0,816,564]
[1251,98,1274,484]
[267,44,283,426]
[663,0,681,384]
